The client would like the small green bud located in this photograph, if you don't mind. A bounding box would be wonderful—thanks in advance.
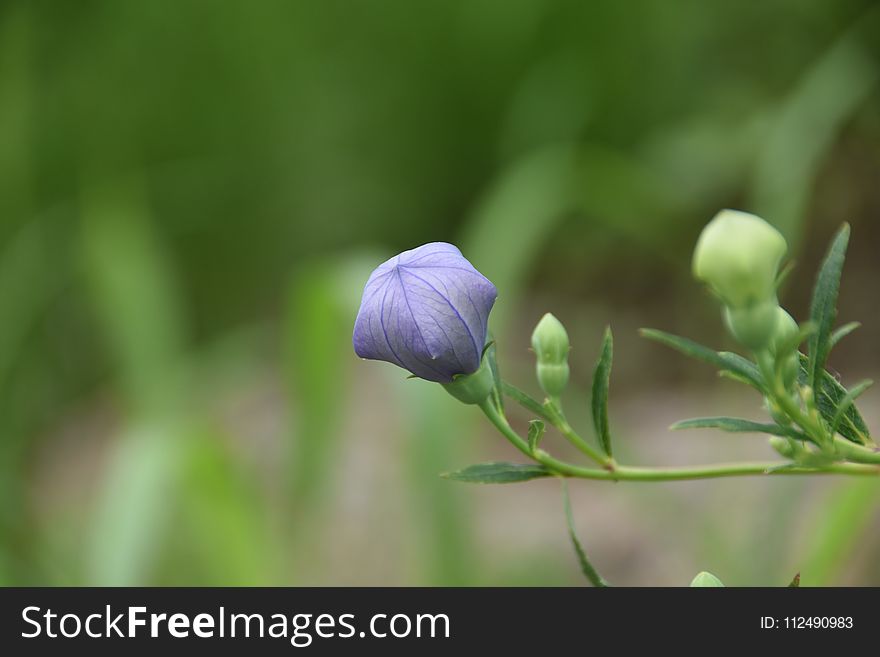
[531,313,570,398]
[768,436,795,458]
[531,313,570,365]
[442,353,495,405]
[723,298,780,351]
[693,209,787,308]
[690,571,725,587]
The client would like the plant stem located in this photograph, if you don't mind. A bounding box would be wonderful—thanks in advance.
[477,399,879,482]
[501,382,613,469]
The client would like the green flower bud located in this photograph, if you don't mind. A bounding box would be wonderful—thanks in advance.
[442,353,495,405]
[693,210,787,308]
[531,313,570,398]
[690,571,724,587]
[768,436,795,458]
[723,298,780,351]
[531,313,570,365]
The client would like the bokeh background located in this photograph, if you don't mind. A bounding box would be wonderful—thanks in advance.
[2,0,879,586]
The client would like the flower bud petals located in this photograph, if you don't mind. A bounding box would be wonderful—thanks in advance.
[352,242,497,383]
[693,210,787,308]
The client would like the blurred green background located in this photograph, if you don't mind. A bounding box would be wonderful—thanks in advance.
[1,0,879,586]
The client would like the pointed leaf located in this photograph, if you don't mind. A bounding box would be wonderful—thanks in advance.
[798,353,870,444]
[527,420,545,454]
[830,379,873,434]
[562,481,609,587]
[807,224,849,391]
[640,329,764,391]
[671,417,805,440]
[788,573,801,588]
[591,327,614,457]
[441,462,552,484]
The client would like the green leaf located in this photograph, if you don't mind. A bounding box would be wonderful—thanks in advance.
[671,417,805,440]
[441,462,552,484]
[501,382,550,420]
[788,573,801,588]
[527,420,546,454]
[798,353,870,445]
[562,481,609,587]
[640,329,764,391]
[829,321,860,350]
[807,224,849,392]
[591,327,614,457]
[830,379,873,435]
[690,571,725,587]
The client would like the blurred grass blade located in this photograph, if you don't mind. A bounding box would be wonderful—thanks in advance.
[80,176,188,584]
[788,573,801,587]
[749,7,879,244]
[591,327,613,457]
[671,417,804,439]
[87,425,181,585]
[172,432,275,585]
[639,329,763,391]
[800,479,880,586]
[442,462,552,484]
[807,224,849,393]
[561,481,609,587]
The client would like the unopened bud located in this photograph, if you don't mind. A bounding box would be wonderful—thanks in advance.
[693,209,787,308]
[532,313,571,398]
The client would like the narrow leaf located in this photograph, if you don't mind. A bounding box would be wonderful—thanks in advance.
[441,462,552,484]
[788,573,801,588]
[591,327,614,457]
[501,382,550,420]
[807,224,849,391]
[798,353,870,444]
[830,380,873,434]
[829,321,860,350]
[527,420,545,454]
[671,417,805,440]
[640,329,764,391]
[562,481,609,587]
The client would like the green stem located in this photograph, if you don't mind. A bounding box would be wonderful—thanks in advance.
[477,400,879,481]
[501,382,613,469]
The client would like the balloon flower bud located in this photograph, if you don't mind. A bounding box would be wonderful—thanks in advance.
[353,242,497,385]
[693,209,787,309]
[723,298,780,352]
[531,313,570,398]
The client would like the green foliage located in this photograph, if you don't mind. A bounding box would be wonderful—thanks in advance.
[562,482,609,587]
[807,224,850,393]
[441,462,553,484]
[639,329,764,391]
[671,417,804,440]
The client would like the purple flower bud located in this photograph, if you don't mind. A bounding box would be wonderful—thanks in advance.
[353,242,497,383]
